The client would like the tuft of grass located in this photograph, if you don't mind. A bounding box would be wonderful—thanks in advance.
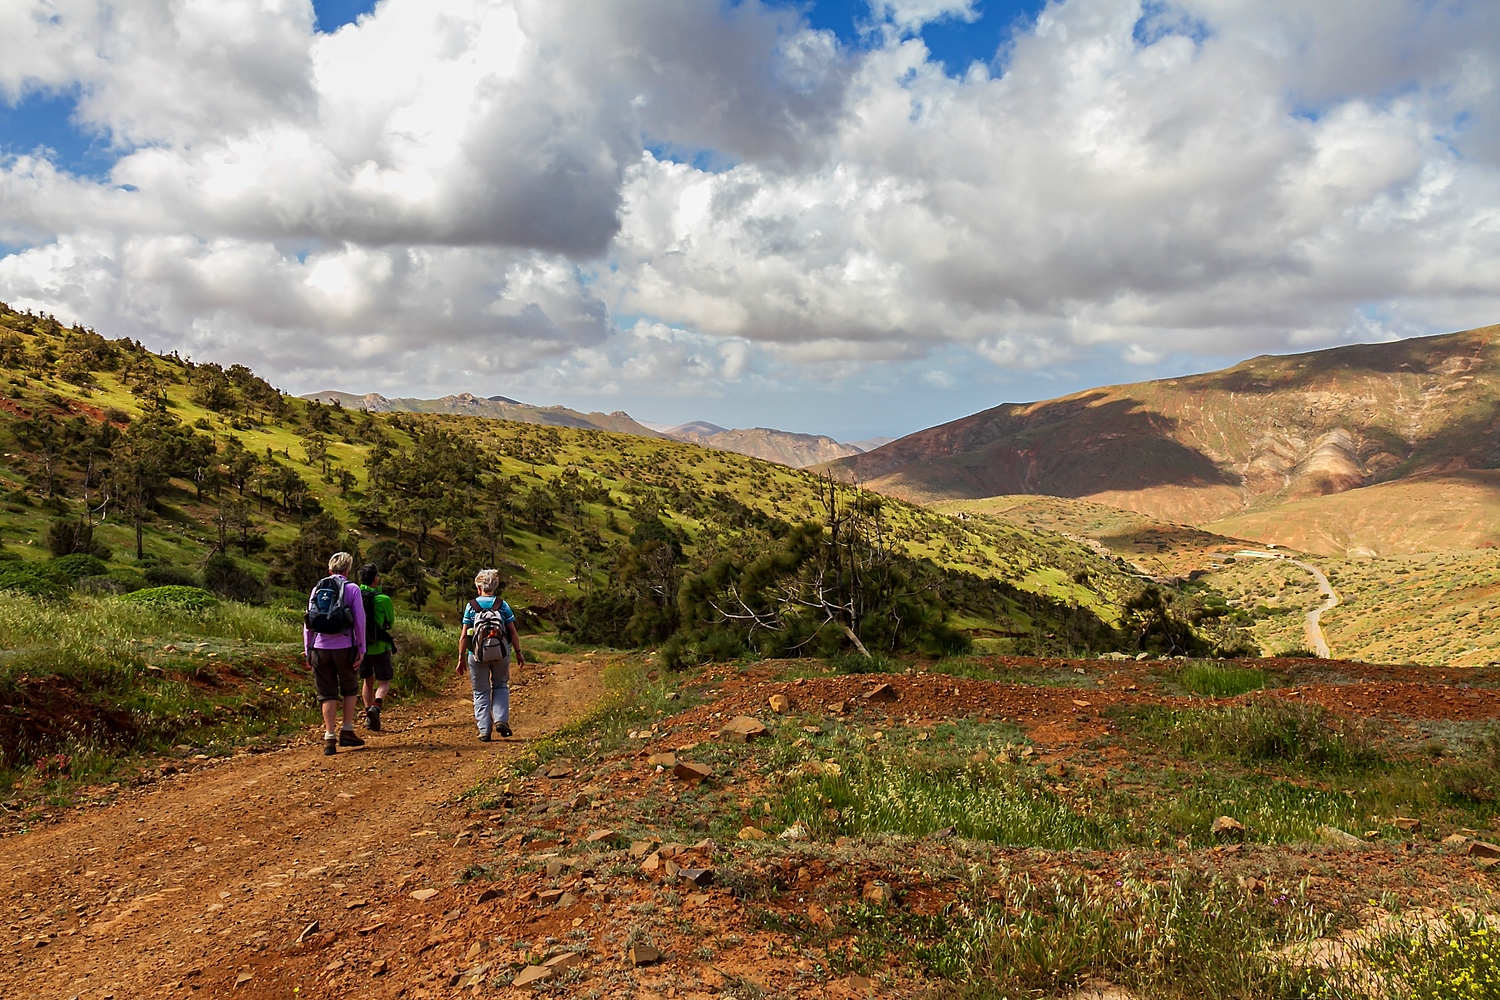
[1110,701,1386,772]
[836,870,1329,999]
[1179,661,1268,697]
[773,752,1118,849]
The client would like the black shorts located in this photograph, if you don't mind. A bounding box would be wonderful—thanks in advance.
[310,646,359,702]
[359,650,394,682]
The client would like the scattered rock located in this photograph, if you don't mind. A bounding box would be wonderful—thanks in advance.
[1393,817,1421,834]
[545,764,572,779]
[410,888,440,901]
[1316,825,1366,849]
[739,826,770,841]
[672,760,713,783]
[1469,841,1500,859]
[928,826,956,839]
[779,821,811,841]
[512,965,553,986]
[1443,834,1472,849]
[629,943,662,966]
[543,952,583,971]
[477,887,503,904]
[537,888,565,903]
[863,683,898,703]
[646,752,677,768]
[545,859,571,877]
[769,694,791,714]
[557,891,579,908]
[862,881,893,905]
[629,839,659,858]
[720,716,770,742]
[585,828,617,843]
[1210,816,1245,839]
[1071,699,1093,708]
[807,903,835,931]
[827,701,847,715]
[679,868,714,887]
[846,973,875,994]
[234,972,253,987]
[640,853,661,873]
[465,941,489,962]
[295,921,319,944]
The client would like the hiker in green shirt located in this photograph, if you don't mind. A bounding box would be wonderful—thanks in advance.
[358,563,397,731]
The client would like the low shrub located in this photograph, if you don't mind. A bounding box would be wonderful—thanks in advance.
[1179,661,1268,697]
[48,553,109,581]
[1112,701,1386,771]
[116,586,220,611]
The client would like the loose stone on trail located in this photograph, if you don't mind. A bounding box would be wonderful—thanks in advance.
[629,942,663,966]
[1210,816,1245,839]
[512,965,552,986]
[720,716,769,742]
[672,760,713,782]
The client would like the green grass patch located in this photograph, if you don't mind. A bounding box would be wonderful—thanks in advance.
[1110,701,1386,772]
[830,870,1329,998]
[1179,661,1269,697]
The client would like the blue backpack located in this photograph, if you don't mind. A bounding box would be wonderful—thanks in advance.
[305,576,355,634]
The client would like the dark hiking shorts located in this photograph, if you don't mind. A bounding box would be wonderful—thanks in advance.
[359,650,394,682]
[311,646,359,702]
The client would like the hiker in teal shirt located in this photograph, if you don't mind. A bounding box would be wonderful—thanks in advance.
[358,563,397,731]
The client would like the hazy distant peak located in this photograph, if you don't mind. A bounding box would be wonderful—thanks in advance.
[671,421,729,436]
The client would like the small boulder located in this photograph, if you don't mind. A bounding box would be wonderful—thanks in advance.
[738,826,770,841]
[410,888,439,902]
[1210,816,1246,840]
[863,683,898,703]
[1393,817,1421,834]
[769,694,791,714]
[862,881,893,906]
[629,943,662,966]
[512,965,552,986]
[779,821,811,841]
[646,752,677,768]
[543,952,583,971]
[672,760,713,783]
[679,868,714,888]
[1469,841,1500,859]
[720,716,769,743]
[1316,825,1366,849]
[1443,834,1472,849]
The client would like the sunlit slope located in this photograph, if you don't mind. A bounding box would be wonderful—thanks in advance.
[1208,471,1500,557]
[827,325,1500,525]
[0,303,1140,628]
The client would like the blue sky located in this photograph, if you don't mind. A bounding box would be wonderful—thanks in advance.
[2,0,1496,442]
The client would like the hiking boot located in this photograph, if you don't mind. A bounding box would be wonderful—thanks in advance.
[497,723,512,739]
[323,737,337,756]
[339,730,365,748]
[366,705,381,731]
[478,731,492,743]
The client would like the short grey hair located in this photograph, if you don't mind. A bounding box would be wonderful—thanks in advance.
[474,569,501,595]
[328,551,355,576]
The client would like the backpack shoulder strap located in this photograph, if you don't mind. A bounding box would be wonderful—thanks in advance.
[468,598,483,614]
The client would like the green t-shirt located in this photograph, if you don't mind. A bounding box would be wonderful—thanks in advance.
[359,585,396,656]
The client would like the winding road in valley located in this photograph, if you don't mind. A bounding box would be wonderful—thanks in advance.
[1235,550,1340,658]
[1289,559,1340,659]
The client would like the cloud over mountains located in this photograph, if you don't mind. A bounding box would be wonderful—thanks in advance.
[1,0,1497,428]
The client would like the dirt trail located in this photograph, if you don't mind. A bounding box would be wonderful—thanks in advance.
[1290,558,1340,659]
[0,656,605,1000]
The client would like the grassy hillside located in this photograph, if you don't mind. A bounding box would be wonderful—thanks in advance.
[826,324,1500,525]
[0,302,1206,659]
[302,389,666,438]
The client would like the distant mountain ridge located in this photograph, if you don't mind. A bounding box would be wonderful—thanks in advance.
[661,423,864,468]
[825,324,1500,527]
[302,390,667,439]
[303,391,878,468]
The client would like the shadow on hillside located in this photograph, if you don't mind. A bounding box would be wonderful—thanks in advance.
[908,393,1239,499]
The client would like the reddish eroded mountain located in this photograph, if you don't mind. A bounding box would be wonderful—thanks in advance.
[824,323,1500,524]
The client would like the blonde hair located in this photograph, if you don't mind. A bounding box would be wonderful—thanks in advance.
[474,568,501,595]
[328,551,355,576]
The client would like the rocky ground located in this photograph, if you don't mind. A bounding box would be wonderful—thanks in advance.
[4,655,1499,999]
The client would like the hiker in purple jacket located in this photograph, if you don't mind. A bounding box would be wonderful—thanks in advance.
[304,551,367,756]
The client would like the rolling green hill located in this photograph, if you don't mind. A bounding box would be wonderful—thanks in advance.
[826,324,1500,530]
[0,302,1223,659]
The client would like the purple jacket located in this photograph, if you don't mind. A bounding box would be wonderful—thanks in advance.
[303,577,366,657]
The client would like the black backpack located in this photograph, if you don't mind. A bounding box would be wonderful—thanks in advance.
[361,589,398,654]
[305,576,355,634]
[468,599,511,663]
